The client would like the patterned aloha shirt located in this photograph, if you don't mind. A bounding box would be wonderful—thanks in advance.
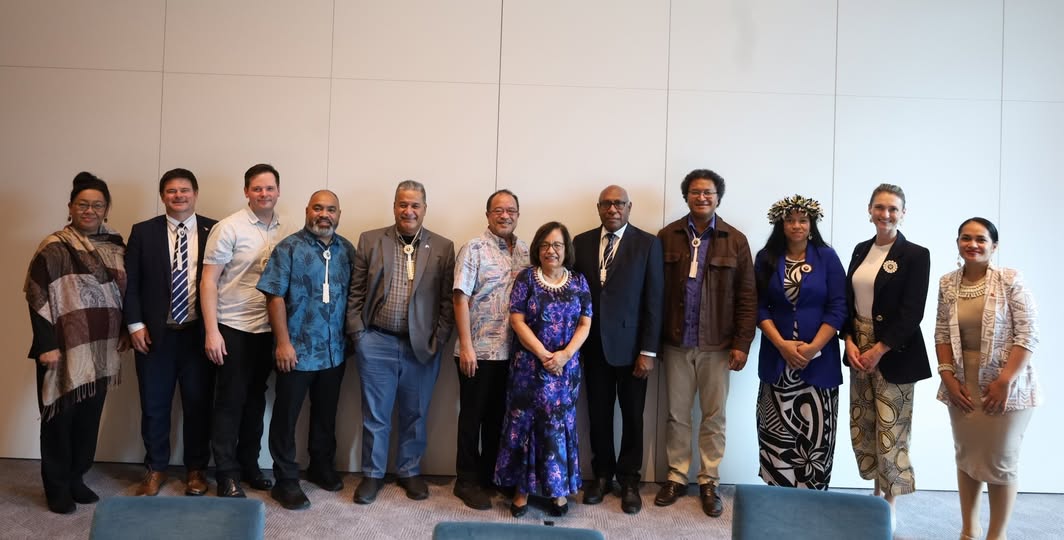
[257,228,355,371]
[453,228,530,360]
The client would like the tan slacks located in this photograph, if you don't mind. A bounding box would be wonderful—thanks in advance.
[663,345,731,485]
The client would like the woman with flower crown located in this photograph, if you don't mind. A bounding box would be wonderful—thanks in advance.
[753,195,846,489]
[840,183,931,525]
[935,217,1039,540]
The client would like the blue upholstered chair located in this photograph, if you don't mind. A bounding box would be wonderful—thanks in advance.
[732,484,892,540]
[89,496,265,540]
[433,521,605,540]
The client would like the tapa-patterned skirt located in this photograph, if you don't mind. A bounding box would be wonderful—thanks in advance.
[757,368,839,489]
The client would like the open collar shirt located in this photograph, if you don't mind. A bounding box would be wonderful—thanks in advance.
[257,228,354,371]
[453,228,530,360]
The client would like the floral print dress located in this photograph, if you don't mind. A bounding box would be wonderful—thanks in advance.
[494,267,592,497]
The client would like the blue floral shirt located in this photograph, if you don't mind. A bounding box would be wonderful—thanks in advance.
[257,228,354,371]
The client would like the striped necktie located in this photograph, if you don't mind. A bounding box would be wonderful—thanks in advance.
[171,223,190,324]
[602,232,617,268]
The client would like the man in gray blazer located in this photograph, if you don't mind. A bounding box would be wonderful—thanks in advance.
[346,180,455,505]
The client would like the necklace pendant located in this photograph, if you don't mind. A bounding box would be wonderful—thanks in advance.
[691,237,701,248]
[406,257,415,281]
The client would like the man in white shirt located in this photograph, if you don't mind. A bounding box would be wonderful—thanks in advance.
[201,163,291,498]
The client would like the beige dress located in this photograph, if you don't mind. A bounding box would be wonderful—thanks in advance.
[948,287,1033,484]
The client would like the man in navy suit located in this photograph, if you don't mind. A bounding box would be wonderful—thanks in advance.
[572,185,664,514]
[124,168,217,496]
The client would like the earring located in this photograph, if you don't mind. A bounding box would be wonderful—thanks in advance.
[66,215,71,222]
[808,234,812,240]
[868,215,873,223]
[104,217,108,223]
[956,255,963,268]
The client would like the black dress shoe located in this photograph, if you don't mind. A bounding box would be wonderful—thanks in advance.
[699,482,723,518]
[654,481,686,507]
[549,498,569,517]
[218,477,247,498]
[242,469,273,490]
[353,476,383,504]
[619,482,642,514]
[271,480,310,510]
[46,494,76,514]
[582,477,608,505]
[397,475,429,500]
[453,481,492,510]
[306,469,344,492]
[509,502,528,518]
[70,481,99,504]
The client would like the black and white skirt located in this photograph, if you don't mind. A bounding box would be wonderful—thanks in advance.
[757,368,839,489]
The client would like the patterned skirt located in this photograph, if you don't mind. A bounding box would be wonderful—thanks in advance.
[757,368,839,489]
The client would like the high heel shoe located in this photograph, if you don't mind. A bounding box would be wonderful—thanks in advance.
[509,502,528,518]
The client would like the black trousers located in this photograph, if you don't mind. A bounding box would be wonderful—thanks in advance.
[454,358,509,486]
[583,350,647,484]
[268,362,346,481]
[36,365,107,502]
[135,324,215,470]
[211,324,273,480]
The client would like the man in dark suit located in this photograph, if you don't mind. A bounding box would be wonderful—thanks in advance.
[346,180,455,505]
[124,168,217,496]
[572,185,664,514]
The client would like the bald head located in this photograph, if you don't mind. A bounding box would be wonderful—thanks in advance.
[597,185,632,232]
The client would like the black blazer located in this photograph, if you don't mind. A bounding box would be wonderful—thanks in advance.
[573,224,664,367]
[124,214,217,341]
[841,231,932,384]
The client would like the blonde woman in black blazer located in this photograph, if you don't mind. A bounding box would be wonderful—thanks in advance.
[840,184,931,527]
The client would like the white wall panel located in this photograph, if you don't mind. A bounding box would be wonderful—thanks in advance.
[159,73,331,223]
[164,0,333,77]
[669,0,837,95]
[0,0,165,71]
[1003,0,1064,102]
[665,91,836,239]
[998,101,1061,493]
[501,0,670,89]
[332,0,502,83]
[497,85,667,237]
[837,0,1003,100]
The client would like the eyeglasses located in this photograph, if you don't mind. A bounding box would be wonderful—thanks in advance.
[538,242,565,252]
[74,201,107,212]
[597,200,629,210]
[687,190,717,199]
[489,208,519,216]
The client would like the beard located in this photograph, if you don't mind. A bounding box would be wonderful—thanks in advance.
[308,221,335,238]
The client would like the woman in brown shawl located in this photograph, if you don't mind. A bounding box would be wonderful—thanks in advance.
[24,172,128,514]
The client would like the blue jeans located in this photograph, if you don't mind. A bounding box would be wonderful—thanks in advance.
[356,329,441,478]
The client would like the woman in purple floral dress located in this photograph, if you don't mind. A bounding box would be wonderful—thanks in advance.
[495,222,592,518]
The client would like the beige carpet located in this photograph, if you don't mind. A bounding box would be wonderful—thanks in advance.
[1,459,1060,539]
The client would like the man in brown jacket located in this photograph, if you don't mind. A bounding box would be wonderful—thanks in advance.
[653,169,756,518]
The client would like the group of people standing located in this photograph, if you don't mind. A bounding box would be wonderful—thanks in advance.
[24,167,1038,539]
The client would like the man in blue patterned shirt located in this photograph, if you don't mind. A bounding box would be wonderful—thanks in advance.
[257,190,354,510]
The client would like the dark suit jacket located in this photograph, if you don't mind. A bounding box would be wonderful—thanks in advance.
[124,214,218,341]
[345,225,455,363]
[755,244,846,388]
[841,231,932,384]
[573,225,664,367]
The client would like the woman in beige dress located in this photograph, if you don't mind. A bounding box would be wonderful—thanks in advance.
[935,217,1039,540]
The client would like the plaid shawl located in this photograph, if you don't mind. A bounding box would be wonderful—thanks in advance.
[24,225,126,421]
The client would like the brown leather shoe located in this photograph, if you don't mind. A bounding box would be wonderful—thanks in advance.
[135,470,168,496]
[185,469,208,496]
[700,482,723,517]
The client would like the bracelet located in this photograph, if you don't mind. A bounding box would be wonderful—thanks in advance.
[937,363,956,374]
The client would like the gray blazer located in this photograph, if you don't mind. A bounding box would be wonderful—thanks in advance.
[346,225,456,363]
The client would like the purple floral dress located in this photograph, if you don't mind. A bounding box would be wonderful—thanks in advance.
[494,267,592,497]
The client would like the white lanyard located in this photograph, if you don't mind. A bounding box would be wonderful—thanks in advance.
[322,248,331,303]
